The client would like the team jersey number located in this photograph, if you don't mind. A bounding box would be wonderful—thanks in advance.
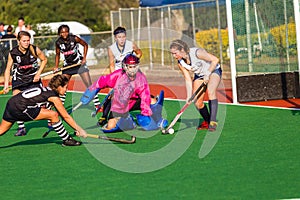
[22,87,42,99]
[60,44,66,50]
[16,56,21,63]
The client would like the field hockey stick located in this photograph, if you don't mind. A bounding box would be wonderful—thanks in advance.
[0,63,81,94]
[162,82,207,135]
[91,89,114,117]
[42,101,83,138]
[86,133,136,144]
[40,63,82,77]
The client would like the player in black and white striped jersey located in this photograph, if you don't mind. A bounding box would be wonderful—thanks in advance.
[54,24,100,108]
[3,31,47,136]
[0,74,87,146]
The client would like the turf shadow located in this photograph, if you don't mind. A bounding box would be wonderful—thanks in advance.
[291,109,300,115]
[173,118,199,131]
[85,124,101,130]
[0,137,62,148]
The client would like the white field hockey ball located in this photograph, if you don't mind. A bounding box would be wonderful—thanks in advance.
[168,128,174,134]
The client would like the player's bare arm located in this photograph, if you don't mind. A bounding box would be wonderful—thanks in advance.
[50,96,87,138]
[178,63,193,100]
[33,47,48,82]
[133,42,142,58]
[108,48,115,72]
[196,48,219,72]
[3,54,13,94]
[75,36,88,65]
[54,44,61,70]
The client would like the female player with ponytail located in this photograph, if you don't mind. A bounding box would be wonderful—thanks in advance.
[2,31,47,136]
[0,74,86,146]
[169,39,222,131]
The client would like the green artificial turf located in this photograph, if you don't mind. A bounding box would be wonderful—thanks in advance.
[0,91,300,200]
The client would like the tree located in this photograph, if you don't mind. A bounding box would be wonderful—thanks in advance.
[0,0,139,33]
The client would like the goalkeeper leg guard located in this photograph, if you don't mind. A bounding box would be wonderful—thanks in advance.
[150,90,164,122]
[102,114,136,133]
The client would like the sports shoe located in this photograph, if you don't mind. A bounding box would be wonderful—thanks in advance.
[208,121,218,132]
[14,128,27,136]
[97,117,107,127]
[197,121,209,130]
[62,137,82,146]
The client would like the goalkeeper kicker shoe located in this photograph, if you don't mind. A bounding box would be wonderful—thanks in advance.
[97,117,107,127]
[62,137,82,146]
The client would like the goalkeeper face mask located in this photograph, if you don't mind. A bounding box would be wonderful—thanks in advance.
[122,54,140,80]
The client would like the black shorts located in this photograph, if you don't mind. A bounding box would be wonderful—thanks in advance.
[12,80,43,91]
[109,98,141,119]
[2,102,41,123]
[62,63,89,75]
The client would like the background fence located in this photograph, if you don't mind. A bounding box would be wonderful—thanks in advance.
[110,0,298,73]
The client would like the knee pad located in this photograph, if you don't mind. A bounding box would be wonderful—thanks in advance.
[102,114,136,133]
[150,90,164,122]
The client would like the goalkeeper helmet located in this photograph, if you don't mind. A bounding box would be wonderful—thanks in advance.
[122,54,140,80]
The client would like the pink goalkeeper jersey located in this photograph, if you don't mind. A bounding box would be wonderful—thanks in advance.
[91,69,152,116]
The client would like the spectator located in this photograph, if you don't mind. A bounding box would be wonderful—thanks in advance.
[1,25,17,74]
[26,24,36,44]
[2,25,17,49]
[14,17,26,36]
[2,25,17,41]
[0,22,7,38]
[0,22,7,74]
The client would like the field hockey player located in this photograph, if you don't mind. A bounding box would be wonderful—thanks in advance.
[0,74,87,146]
[80,53,168,133]
[54,24,101,110]
[169,39,222,131]
[2,31,47,136]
